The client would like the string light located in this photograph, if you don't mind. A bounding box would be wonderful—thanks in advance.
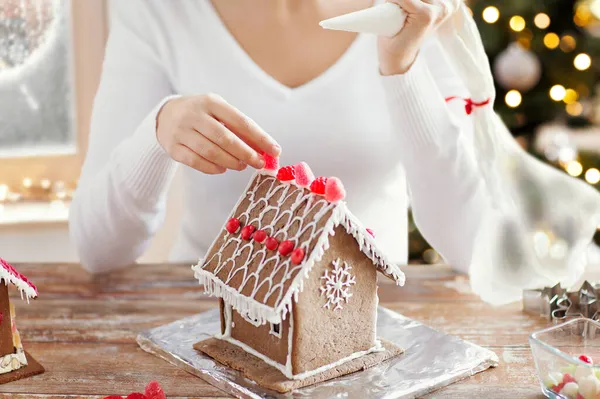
[563,89,579,104]
[510,16,526,32]
[482,6,500,24]
[534,13,551,29]
[566,102,584,116]
[560,35,577,52]
[22,178,32,189]
[544,33,560,49]
[575,4,593,26]
[505,90,522,107]
[566,161,584,177]
[574,53,592,70]
[40,179,51,190]
[0,185,7,201]
[585,168,600,184]
[550,85,567,101]
[0,179,75,205]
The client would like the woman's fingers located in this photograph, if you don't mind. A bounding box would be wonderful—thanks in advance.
[204,94,281,157]
[180,128,247,171]
[196,116,265,169]
[171,144,227,175]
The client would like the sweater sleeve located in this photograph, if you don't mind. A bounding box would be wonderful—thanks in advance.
[69,0,179,273]
[380,38,491,273]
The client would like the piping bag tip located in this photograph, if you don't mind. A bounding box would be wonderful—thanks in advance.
[319,3,406,37]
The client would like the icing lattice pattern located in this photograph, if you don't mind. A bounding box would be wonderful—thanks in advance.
[194,172,405,324]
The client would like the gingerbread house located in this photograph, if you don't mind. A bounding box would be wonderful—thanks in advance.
[193,158,405,391]
[0,258,43,383]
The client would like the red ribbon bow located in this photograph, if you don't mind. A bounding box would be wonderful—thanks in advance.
[445,96,491,115]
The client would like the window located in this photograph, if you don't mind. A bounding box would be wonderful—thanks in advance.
[0,0,107,205]
[269,322,282,338]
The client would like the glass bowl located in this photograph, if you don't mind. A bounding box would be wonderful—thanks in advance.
[530,318,600,399]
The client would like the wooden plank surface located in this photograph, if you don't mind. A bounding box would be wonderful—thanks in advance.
[0,263,549,398]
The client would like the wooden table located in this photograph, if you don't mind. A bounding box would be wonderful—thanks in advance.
[0,263,548,398]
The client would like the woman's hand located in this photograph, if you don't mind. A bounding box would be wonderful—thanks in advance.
[378,0,456,76]
[156,94,281,174]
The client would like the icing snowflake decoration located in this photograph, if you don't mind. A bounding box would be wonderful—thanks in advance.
[320,259,356,311]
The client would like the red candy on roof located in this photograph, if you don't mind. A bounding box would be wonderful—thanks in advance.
[294,162,315,187]
[0,258,37,298]
[310,177,328,195]
[276,166,296,181]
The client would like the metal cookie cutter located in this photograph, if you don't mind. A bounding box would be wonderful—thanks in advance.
[523,281,600,324]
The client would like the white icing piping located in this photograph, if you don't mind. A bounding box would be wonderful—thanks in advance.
[320,259,356,311]
[193,171,406,324]
[0,271,37,301]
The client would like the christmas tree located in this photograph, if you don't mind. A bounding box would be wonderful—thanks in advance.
[409,0,600,263]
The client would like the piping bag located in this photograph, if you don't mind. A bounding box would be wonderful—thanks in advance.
[321,2,600,305]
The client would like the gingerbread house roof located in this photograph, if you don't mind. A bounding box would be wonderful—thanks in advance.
[193,163,405,325]
[0,259,37,301]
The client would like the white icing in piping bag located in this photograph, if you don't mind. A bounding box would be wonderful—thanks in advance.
[319,3,406,37]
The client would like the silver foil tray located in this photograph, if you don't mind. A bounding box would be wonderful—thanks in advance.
[137,307,498,398]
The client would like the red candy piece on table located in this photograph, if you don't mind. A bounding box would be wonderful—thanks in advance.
[276,166,296,181]
[278,240,295,256]
[145,380,166,399]
[579,354,593,364]
[310,177,328,195]
[253,230,267,243]
[241,225,256,241]
[366,228,375,238]
[125,394,147,399]
[291,248,305,265]
[263,152,279,171]
[325,177,346,202]
[294,162,315,187]
[265,237,279,251]
[563,373,577,384]
[225,218,241,234]
[103,396,123,399]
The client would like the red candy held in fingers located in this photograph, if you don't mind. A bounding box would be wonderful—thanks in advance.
[325,177,346,202]
[125,394,147,399]
[579,354,593,364]
[265,237,279,251]
[291,248,305,265]
[263,153,279,171]
[278,240,295,256]
[310,177,328,195]
[241,225,256,240]
[253,230,267,243]
[145,380,166,399]
[366,228,375,238]
[294,162,315,187]
[225,218,241,234]
[277,166,296,181]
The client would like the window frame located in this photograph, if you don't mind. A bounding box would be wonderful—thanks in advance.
[0,0,108,189]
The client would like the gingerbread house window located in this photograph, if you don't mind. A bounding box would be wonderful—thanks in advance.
[269,322,281,339]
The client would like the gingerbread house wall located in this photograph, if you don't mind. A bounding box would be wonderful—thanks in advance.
[221,302,291,367]
[0,285,14,357]
[291,226,378,375]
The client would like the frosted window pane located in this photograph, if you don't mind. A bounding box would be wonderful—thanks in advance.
[0,0,75,156]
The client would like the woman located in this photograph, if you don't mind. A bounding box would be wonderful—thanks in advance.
[70,0,488,273]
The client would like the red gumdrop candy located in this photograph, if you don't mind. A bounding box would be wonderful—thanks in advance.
[276,166,296,181]
[265,237,279,251]
[125,394,147,399]
[225,218,241,234]
[366,228,375,238]
[291,248,305,265]
[294,162,315,187]
[563,373,577,384]
[310,177,328,195]
[253,230,267,243]
[145,381,166,399]
[263,153,279,171]
[579,354,593,364]
[241,225,256,241]
[552,382,566,393]
[103,396,124,399]
[278,240,295,256]
[325,177,346,202]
